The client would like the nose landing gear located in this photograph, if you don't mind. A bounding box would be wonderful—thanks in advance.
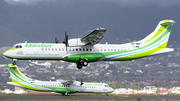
[13,61,16,65]
[12,59,17,65]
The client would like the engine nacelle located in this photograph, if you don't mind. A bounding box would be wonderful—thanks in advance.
[68,38,86,47]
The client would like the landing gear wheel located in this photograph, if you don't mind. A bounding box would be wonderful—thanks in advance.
[105,93,109,96]
[77,63,82,69]
[62,93,65,96]
[65,92,69,96]
[13,61,16,65]
[83,60,88,66]
[79,58,88,66]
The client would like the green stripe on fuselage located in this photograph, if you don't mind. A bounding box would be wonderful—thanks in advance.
[4,48,18,53]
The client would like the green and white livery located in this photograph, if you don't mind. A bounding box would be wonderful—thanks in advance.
[7,64,114,96]
[3,20,175,69]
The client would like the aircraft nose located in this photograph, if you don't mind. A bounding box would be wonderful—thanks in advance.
[111,88,115,92]
[3,51,8,57]
[108,87,114,93]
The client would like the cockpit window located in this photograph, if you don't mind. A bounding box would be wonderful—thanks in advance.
[105,85,109,87]
[13,45,22,48]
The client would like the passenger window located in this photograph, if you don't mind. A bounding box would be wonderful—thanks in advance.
[52,48,54,51]
[55,48,57,51]
[101,49,103,51]
[90,49,92,51]
[97,49,99,51]
[59,48,61,51]
[114,49,116,51]
[79,49,81,51]
[86,49,88,51]
[41,48,43,51]
[83,49,85,51]
[107,49,109,52]
[76,49,78,51]
[62,48,64,51]
[49,48,50,51]
[104,49,106,51]
[45,48,47,51]
[72,49,74,51]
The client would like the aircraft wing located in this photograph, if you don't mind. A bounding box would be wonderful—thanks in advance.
[81,28,107,45]
[61,80,74,85]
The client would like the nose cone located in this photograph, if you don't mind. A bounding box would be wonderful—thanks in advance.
[108,87,114,93]
[3,51,9,58]
[111,88,115,92]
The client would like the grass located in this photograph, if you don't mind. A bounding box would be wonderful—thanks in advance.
[153,96,163,100]
[95,93,102,95]
[103,98,109,100]
[69,96,80,100]
[113,96,125,100]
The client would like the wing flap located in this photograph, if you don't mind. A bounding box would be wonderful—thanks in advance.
[81,28,107,45]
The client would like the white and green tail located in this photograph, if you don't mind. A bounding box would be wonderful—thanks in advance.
[140,20,175,47]
[138,20,175,56]
[101,20,175,61]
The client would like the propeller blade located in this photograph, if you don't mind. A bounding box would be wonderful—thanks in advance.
[55,36,58,43]
[62,29,69,51]
[80,78,84,85]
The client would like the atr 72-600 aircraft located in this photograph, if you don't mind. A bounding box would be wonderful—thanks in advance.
[7,64,114,96]
[3,20,175,69]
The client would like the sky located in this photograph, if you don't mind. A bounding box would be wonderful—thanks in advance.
[5,0,180,7]
[1,0,180,46]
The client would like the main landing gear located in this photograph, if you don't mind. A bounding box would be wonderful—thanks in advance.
[76,58,88,69]
[62,92,69,96]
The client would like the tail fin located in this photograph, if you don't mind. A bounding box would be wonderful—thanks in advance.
[140,20,175,48]
[7,64,31,83]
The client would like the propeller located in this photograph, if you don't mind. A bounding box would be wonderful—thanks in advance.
[80,78,84,86]
[55,36,59,43]
[76,78,84,86]
[62,30,69,51]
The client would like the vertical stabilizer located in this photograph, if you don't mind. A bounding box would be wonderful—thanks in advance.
[7,64,31,82]
[140,20,175,48]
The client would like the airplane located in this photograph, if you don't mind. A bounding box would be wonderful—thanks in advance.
[7,64,114,96]
[3,20,175,69]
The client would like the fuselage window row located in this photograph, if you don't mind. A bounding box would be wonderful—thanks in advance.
[42,48,127,52]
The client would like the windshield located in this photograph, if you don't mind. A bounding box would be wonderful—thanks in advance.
[105,85,109,87]
[12,45,22,48]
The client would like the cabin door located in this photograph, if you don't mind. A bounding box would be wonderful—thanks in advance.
[129,44,135,59]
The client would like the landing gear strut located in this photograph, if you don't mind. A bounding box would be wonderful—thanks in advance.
[13,61,16,65]
[105,93,109,96]
[76,58,88,69]
[12,59,17,65]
